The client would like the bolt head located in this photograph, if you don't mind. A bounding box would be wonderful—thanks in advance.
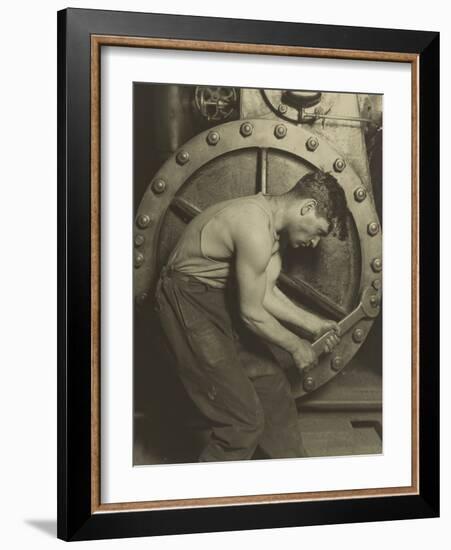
[278,103,288,114]
[353,328,365,343]
[152,178,166,194]
[176,150,190,165]
[306,136,319,151]
[333,158,346,172]
[206,131,220,145]
[134,234,145,247]
[240,122,253,137]
[136,214,151,229]
[331,356,343,371]
[274,124,287,138]
[370,295,380,308]
[372,279,382,291]
[371,257,383,272]
[354,187,367,202]
[303,376,316,392]
[134,252,144,268]
[367,222,379,236]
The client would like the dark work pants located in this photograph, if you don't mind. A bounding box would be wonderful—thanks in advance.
[155,265,307,462]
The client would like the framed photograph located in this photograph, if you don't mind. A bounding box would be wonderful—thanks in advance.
[57,8,439,541]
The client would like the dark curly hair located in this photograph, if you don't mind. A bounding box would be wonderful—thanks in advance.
[283,170,349,240]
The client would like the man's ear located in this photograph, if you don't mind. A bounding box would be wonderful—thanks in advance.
[300,199,317,216]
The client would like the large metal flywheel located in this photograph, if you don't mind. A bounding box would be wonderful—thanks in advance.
[134,118,382,398]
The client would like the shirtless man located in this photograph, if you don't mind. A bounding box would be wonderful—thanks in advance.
[155,169,349,462]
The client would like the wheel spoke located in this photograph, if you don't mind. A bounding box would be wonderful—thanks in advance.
[257,147,268,194]
[170,197,201,222]
[278,273,347,321]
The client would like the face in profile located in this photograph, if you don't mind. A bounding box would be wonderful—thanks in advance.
[286,199,330,249]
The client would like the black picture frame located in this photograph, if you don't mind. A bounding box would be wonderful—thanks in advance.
[57,7,439,542]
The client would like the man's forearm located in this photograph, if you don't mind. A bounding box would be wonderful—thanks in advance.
[241,306,305,355]
[263,286,321,335]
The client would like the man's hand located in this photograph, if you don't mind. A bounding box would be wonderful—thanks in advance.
[292,339,318,373]
[311,319,341,353]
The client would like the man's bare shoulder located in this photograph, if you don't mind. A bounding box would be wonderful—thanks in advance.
[226,200,273,263]
[198,195,273,266]
[222,197,269,227]
[226,198,269,228]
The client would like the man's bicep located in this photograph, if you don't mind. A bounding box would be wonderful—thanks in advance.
[264,252,282,293]
[235,234,271,318]
[236,255,266,314]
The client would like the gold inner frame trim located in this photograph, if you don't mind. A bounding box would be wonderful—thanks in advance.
[90,34,420,514]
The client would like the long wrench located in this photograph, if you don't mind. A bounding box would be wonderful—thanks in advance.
[311,287,381,357]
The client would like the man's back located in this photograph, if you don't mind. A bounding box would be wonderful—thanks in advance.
[167,192,279,288]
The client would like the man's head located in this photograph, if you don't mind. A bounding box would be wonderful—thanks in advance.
[281,170,349,249]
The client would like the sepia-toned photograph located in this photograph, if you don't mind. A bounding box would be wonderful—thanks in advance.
[133,83,383,465]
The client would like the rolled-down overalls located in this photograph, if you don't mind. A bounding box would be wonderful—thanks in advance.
[155,264,308,462]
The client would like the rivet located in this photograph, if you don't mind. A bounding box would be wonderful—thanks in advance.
[333,158,346,172]
[372,279,381,291]
[306,136,319,151]
[136,214,151,229]
[134,252,144,268]
[353,328,365,343]
[367,222,379,236]
[278,103,288,114]
[354,187,367,202]
[240,122,253,137]
[206,130,220,145]
[134,234,145,247]
[176,150,190,165]
[331,356,343,371]
[371,257,382,272]
[370,295,380,308]
[274,124,287,138]
[303,376,316,392]
[152,178,166,194]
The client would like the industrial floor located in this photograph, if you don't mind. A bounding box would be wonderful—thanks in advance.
[134,357,382,465]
